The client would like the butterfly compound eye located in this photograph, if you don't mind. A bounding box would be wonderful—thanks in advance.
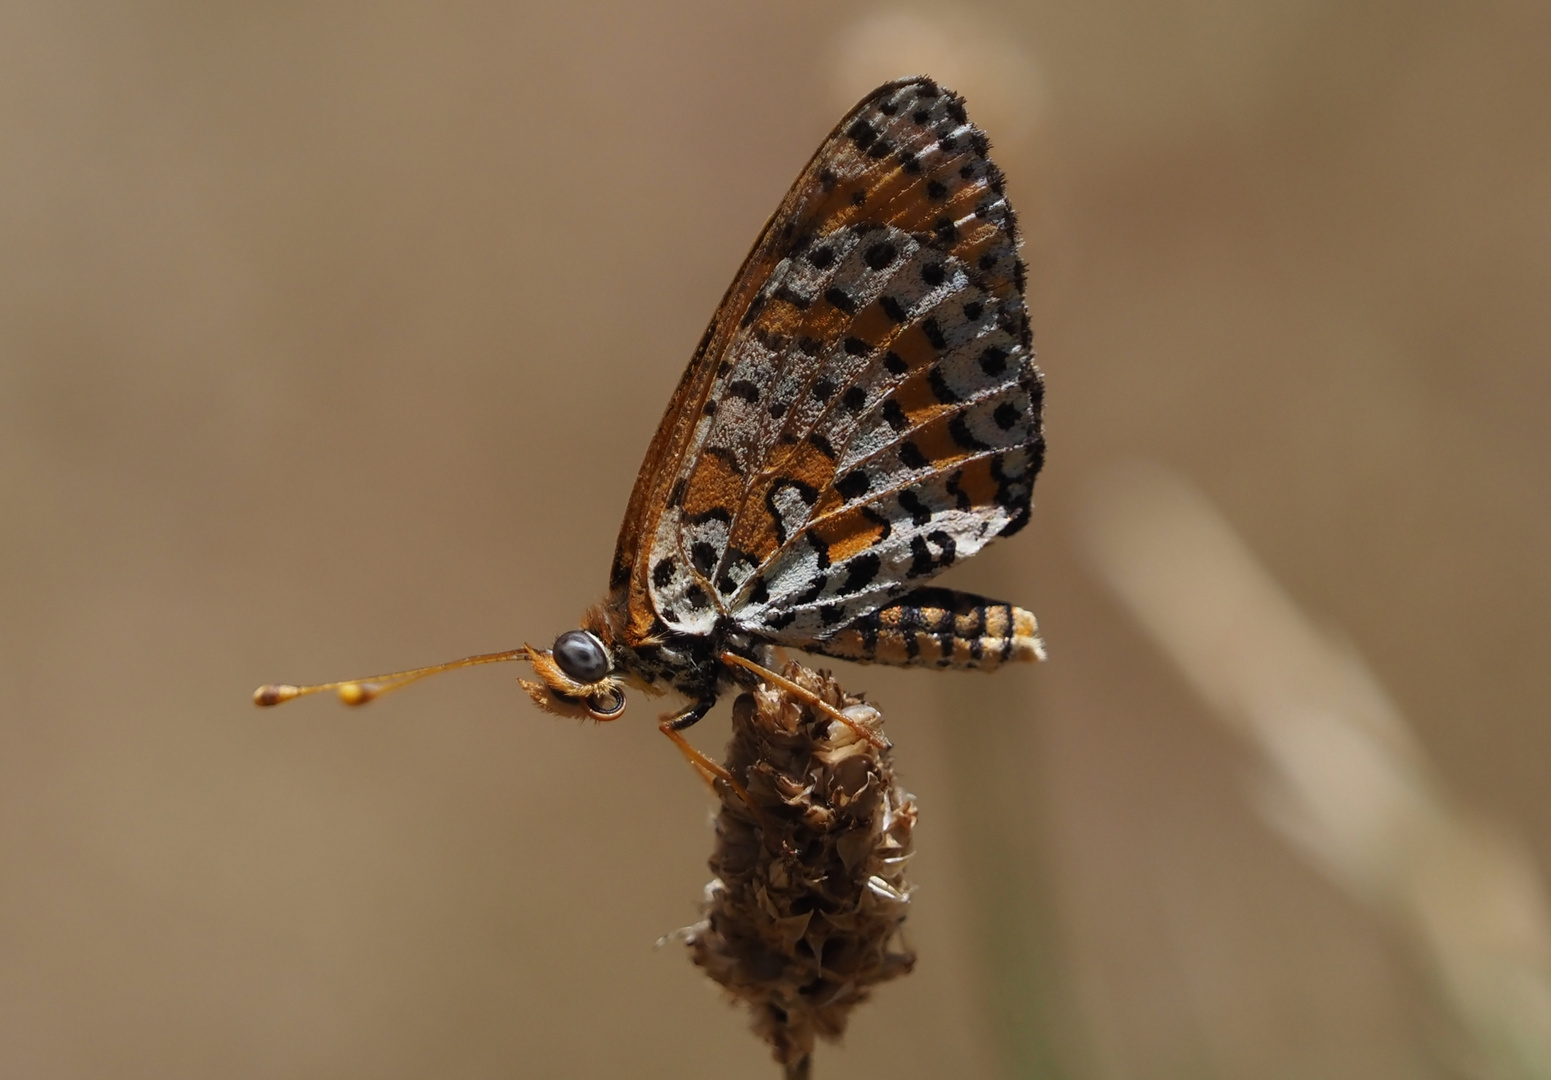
[553,630,610,683]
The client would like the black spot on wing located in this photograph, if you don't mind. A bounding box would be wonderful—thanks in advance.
[840,552,880,595]
[979,345,1008,376]
[898,491,933,526]
[945,471,971,511]
[906,530,956,578]
[806,530,831,569]
[836,471,870,500]
[864,241,898,270]
[824,286,857,314]
[795,573,828,605]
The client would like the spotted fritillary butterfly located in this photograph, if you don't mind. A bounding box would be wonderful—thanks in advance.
[257,77,1045,770]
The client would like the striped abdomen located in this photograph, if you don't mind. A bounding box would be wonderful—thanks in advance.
[808,587,1044,670]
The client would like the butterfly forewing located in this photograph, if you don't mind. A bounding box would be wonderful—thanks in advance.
[612,76,1043,650]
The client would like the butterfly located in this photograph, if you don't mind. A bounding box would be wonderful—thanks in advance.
[256,76,1045,780]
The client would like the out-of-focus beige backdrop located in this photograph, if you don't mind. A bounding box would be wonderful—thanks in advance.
[4,2,1549,1078]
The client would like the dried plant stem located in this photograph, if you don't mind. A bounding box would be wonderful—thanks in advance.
[684,662,917,1075]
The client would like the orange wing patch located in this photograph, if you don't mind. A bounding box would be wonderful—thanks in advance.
[680,448,745,525]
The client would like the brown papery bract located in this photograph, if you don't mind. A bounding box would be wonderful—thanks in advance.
[684,663,917,1078]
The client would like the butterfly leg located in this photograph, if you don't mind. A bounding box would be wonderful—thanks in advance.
[719,652,891,750]
[658,698,757,807]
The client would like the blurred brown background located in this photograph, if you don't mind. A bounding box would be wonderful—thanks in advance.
[4,2,1549,1077]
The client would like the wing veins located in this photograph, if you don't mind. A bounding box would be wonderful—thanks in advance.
[726,437,1034,613]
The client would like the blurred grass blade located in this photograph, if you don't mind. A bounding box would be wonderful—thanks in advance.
[1078,460,1551,1080]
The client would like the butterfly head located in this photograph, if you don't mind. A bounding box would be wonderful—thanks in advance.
[519,614,628,721]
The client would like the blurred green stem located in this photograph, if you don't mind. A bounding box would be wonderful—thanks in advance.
[939,678,1073,1080]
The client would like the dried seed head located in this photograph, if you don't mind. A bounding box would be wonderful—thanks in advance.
[684,662,917,1072]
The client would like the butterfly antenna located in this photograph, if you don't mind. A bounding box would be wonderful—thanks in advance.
[253,648,529,708]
